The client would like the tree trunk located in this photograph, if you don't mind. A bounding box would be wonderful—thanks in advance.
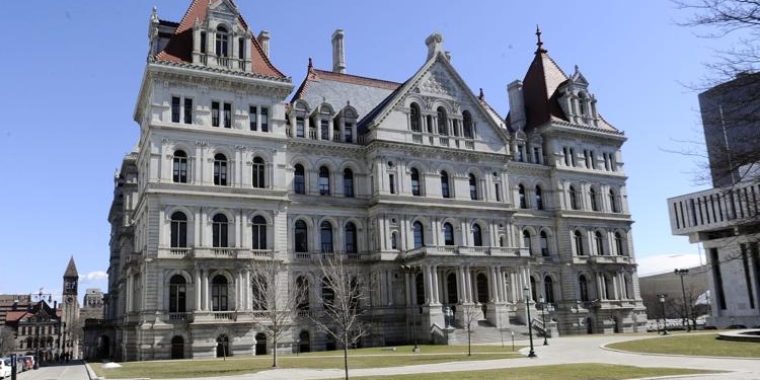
[272,334,278,368]
[343,331,349,380]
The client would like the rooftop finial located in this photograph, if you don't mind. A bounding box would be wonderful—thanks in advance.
[535,25,547,54]
[308,57,313,69]
[479,88,485,100]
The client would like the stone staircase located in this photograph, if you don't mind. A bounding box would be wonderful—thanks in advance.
[445,319,535,345]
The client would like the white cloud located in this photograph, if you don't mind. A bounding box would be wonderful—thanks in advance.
[82,271,108,282]
[637,253,705,276]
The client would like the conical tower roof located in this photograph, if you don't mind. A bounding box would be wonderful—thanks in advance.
[64,256,79,278]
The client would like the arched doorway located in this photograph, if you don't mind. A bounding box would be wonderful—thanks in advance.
[171,336,184,359]
[299,331,310,353]
[613,317,621,333]
[255,333,267,355]
[476,273,489,304]
[446,273,458,304]
[586,317,594,334]
[216,335,230,358]
[98,335,111,359]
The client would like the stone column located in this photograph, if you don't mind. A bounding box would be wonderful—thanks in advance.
[195,268,202,311]
[431,265,439,305]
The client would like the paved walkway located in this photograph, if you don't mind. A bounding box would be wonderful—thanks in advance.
[13,362,91,380]
[96,334,760,380]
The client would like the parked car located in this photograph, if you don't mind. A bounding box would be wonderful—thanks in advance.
[0,357,11,379]
[20,355,35,371]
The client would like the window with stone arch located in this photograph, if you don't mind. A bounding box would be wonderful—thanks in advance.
[411,168,421,196]
[544,276,555,303]
[523,229,532,254]
[569,185,579,210]
[294,164,306,194]
[410,103,422,132]
[319,166,330,195]
[595,231,605,255]
[211,275,229,311]
[343,168,354,197]
[440,171,451,198]
[579,275,590,301]
[469,173,478,200]
[413,221,424,248]
[252,215,267,250]
[344,222,357,253]
[443,222,455,246]
[170,211,188,248]
[437,106,448,135]
[535,185,544,210]
[213,153,228,186]
[609,189,620,213]
[169,274,187,313]
[320,221,333,253]
[540,230,549,256]
[462,110,473,139]
[173,150,188,183]
[574,230,585,256]
[614,231,625,256]
[212,214,229,248]
[252,156,265,188]
[472,224,483,247]
[589,187,599,211]
[390,231,398,250]
[294,220,308,253]
[215,25,229,58]
[518,184,527,209]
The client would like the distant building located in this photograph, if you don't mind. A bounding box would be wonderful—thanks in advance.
[4,300,61,361]
[0,295,32,325]
[668,73,760,328]
[638,266,710,327]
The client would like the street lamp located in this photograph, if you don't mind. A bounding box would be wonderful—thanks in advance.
[523,286,536,358]
[538,296,548,346]
[674,268,691,332]
[657,294,668,335]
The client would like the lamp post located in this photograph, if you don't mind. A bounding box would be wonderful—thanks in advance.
[674,268,691,332]
[657,294,668,335]
[539,296,548,346]
[296,338,300,356]
[523,286,536,358]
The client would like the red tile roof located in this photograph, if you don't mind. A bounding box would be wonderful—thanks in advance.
[292,62,401,102]
[154,0,286,79]
[521,48,569,129]
[5,311,30,322]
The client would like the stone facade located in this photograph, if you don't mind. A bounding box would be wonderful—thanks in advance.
[106,0,646,361]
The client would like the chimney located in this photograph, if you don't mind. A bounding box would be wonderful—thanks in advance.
[257,30,270,58]
[425,32,444,61]
[332,29,346,74]
[507,80,526,130]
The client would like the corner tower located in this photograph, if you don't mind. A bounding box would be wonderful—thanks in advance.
[62,256,80,359]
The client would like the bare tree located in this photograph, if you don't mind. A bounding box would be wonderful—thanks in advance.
[249,257,305,368]
[307,255,371,380]
[459,304,479,357]
[667,283,709,330]
[0,326,15,356]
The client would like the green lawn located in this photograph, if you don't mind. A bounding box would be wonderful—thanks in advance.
[92,345,522,379]
[607,333,760,358]
[343,364,714,380]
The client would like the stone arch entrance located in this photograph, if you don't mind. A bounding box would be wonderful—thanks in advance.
[171,336,184,359]
[476,273,489,304]
[255,333,267,355]
[97,335,111,359]
[299,331,310,353]
[216,334,231,358]
[586,317,594,334]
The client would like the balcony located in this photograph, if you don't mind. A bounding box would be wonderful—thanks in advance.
[401,245,523,259]
[668,180,760,236]
[292,251,364,262]
[588,255,633,265]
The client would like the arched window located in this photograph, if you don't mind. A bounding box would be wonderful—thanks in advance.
[411,168,421,196]
[214,153,228,186]
[343,169,354,197]
[344,222,357,253]
[462,111,473,138]
[322,277,335,309]
[530,277,538,301]
[215,26,229,58]
[251,275,267,310]
[170,212,188,248]
[169,275,186,313]
[604,274,614,299]
[437,107,448,135]
[569,186,578,210]
[614,232,625,256]
[252,157,265,188]
[212,214,228,248]
[319,166,330,195]
[589,188,599,211]
[469,174,478,200]
[211,275,228,311]
[443,222,455,246]
[391,232,398,249]
[296,276,309,310]
[472,224,483,247]
[518,185,527,208]
[595,231,605,255]
[440,171,450,198]
[294,220,308,252]
[173,150,188,183]
[523,230,532,255]
[540,231,549,256]
[579,275,589,301]
[499,235,505,247]
[252,216,267,250]
[609,189,619,213]
[476,273,489,303]
[294,164,305,194]
[574,230,584,256]
[410,103,421,132]
[320,221,333,253]
[544,276,555,303]
[413,222,424,248]
[535,185,544,210]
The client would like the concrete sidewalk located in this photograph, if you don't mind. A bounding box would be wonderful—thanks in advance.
[14,361,91,380]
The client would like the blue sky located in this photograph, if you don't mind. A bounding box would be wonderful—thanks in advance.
[0,1,734,302]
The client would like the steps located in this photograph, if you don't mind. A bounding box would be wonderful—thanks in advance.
[446,319,534,345]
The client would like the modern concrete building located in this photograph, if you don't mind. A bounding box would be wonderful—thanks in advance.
[668,73,760,328]
[105,0,646,361]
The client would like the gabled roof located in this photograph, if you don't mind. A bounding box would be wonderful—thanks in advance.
[478,89,507,131]
[291,60,401,119]
[64,256,78,278]
[154,0,286,79]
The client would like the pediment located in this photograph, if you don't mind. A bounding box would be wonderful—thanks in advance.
[210,0,237,15]
[412,62,460,99]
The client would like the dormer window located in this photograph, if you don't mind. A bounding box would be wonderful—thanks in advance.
[216,26,229,58]
[462,111,473,139]
[410,103,421,132]
[578,93,587,116]
[437,107,448,135]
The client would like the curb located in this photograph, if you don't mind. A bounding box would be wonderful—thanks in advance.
[84,361,105,380]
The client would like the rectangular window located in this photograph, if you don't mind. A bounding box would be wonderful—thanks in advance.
[249,106,258,131]
[389,174,396,194]
[495,183,501,202]
[569,148,576,166]
[563,147,569,166]
[516,144,524,162]
[184,98,193,124]
[296,117,305,137]
[610,152,617,171]
[344,123,353,143]
[200,32,207,54]
[584,150,590,168]
[261,107,269,132]
[238,37,245,60]
[223,103,232,128]
[171,97,181,123]
[603,153,610,170]
[211,101,220,127]
[533,147,541,164]
[320,118,329,140]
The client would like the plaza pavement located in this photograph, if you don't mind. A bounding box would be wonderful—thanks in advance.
[35,333,760,380]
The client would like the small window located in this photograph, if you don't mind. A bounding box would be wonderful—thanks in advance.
[609,189,619,213]
[391,232,398,249]
[261,107,269,132]
[614,232,625,256]
[411,168,421,196]
[249,106,258,131]
[320,221,333,253]
[216,26,229,57]
[579,275,589,301]
[200,32,207,54]
[495,182,501,202]
[590,188,599,211]
[296,117,305,138]
[238,37,245,61]
[213,153,228,186]
[319,166,330,195]
[173,150,188,183]
[516,144,525,162]
[212,101,220,127]
[252,157,265,189]
[569,186,578,210]
[170,212,188,248]
[172,97,181,123]
[294,164,305,194]
[320,118,329,140]
[533,147,541,164]
[345,222,357,253]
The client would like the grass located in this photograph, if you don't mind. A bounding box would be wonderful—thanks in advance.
[91,345,523,379]
[342,364,715,380]
[607,333,760,358]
